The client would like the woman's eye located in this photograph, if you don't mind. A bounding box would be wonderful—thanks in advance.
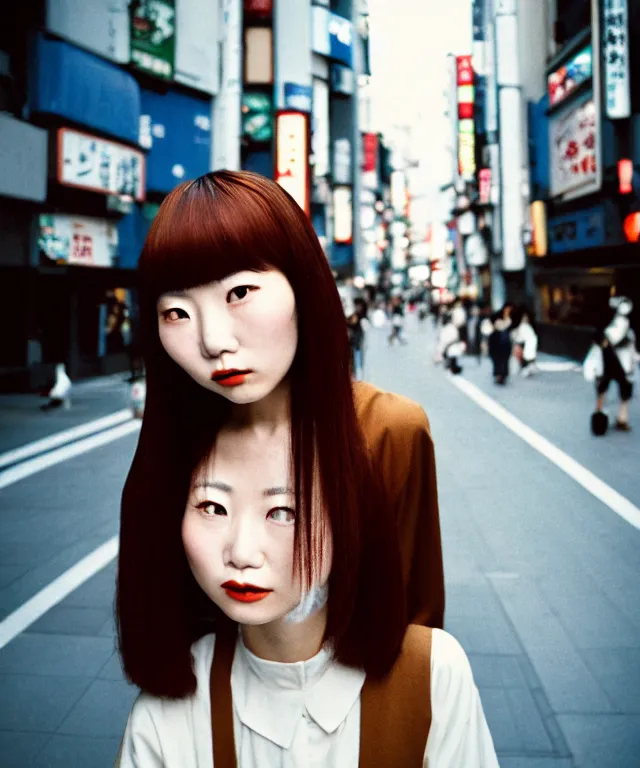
[197,501,227,517]
[161,308,189,322]
[267,507,296,525]
[227,285,257,304]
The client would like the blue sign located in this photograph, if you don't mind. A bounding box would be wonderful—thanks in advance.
[328,12,353,68]
[548,205,607,254]
[284,83,312,113]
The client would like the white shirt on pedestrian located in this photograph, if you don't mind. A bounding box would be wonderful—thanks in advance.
[116,628,499,767]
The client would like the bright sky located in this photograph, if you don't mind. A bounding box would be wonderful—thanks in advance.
[368,0,472,198]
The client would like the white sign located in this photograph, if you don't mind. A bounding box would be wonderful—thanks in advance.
[58,128,145,201]
[175,0,219,94]
[276,112,309,214]
[39,214,118,268]
[550,99,598,199]
[603,0,630,119]
[334,186,353,243]
[46,0,130,63]
[333,138,352,185]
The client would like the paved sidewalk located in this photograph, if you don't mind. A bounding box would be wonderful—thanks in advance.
[0,375,133,457]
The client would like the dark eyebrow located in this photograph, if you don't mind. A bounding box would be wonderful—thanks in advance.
[158,289,188,301]
[193,480,233,493]
[264,486,293,497]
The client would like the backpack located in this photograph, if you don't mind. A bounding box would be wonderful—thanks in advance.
[210,623,432,767]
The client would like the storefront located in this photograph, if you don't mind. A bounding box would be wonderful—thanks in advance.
[23,34,146,386]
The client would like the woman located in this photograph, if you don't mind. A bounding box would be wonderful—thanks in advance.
[115,171,468,762]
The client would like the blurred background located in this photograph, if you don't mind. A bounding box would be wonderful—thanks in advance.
[1,1,639,767]
[0,0,638,389]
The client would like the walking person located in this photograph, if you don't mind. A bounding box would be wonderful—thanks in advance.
[347,297,368,380]
[511,309,539,378]
[40,363,72,411]
[584,296,638,435]
[388,295,408,346]
[487,310,512,385]
[437,310,465,375]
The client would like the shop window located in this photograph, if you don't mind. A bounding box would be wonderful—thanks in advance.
[539,282,611,329]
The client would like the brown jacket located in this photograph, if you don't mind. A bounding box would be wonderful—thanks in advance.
[354,381,445,628]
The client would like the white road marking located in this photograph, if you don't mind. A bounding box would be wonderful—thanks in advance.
[451,376,640,531]
[0,420,141,490]
[0,409,134,469]
[0,537,119,650]
[536,361,580,372]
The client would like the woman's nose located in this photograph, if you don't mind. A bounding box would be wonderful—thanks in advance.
[226,518,265,571]
[199,311,239,359]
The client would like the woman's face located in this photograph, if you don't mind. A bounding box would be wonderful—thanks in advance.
[182,433,332,627]
[157,269,298,404]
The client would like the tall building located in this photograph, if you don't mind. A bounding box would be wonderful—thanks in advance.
[527,0,640,359]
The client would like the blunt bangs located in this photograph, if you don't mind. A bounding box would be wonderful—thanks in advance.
[139,171,298,301]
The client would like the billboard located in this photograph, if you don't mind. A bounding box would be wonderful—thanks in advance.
[130,0,176,80]
[57,128,145,201]
[38,214,118,268]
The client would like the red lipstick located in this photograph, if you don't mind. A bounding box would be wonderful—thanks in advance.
[221,581,272,603]
[211,369,251,387]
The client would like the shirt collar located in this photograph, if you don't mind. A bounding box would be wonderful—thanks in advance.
[231,635,365,749]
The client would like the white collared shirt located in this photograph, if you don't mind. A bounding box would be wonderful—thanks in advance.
[116,628,499,767]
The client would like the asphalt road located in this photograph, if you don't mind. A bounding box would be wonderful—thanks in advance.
[1,317,638,768]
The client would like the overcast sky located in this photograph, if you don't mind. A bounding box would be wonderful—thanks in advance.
[368,0,472,195]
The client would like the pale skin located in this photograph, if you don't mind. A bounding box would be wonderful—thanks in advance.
[157,269,331,664]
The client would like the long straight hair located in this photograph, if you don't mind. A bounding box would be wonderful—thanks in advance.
[116,171,406,698]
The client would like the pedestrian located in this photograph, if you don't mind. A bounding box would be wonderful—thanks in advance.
[388,294,408,345]
[467,304,484,363]
[40,362,72,411]
[584,296,638,435]
[487,310,512,385]
[437,310,465,375]
[116,171,446,714]
[451,298,468,347]
[510,309,539,377]
[347,297,368,380]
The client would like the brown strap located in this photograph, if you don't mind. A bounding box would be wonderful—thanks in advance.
[210,621,238,768]
[359,625,432,767]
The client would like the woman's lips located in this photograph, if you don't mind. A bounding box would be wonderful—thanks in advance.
[211,369,252,387]
[221,581,273,603]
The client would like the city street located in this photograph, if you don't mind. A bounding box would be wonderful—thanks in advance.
[0,316,639,768]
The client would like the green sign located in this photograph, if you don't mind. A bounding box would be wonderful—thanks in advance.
[242,92,273,143]
[130,0,175,80]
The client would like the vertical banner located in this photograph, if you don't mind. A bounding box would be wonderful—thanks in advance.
[603,0,630,119]
[275,111,310,215]
[457,55,476,180]
[130,0,176,80]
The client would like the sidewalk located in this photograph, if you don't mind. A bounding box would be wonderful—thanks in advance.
[0,375,133,457]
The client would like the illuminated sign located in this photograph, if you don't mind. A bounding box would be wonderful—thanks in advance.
[457,55,476,180]
[57,128,145,201]
[333,186,353,244]
[547,45,592,108]
[275,111,309,214]
[604,0,630,119]
[38,214,118,268]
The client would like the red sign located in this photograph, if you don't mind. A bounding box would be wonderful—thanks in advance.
[456,55,473,86]
[618,158,633,194]
[244,0,272,18]
[362,132,378,173]
[479,168,491,203]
